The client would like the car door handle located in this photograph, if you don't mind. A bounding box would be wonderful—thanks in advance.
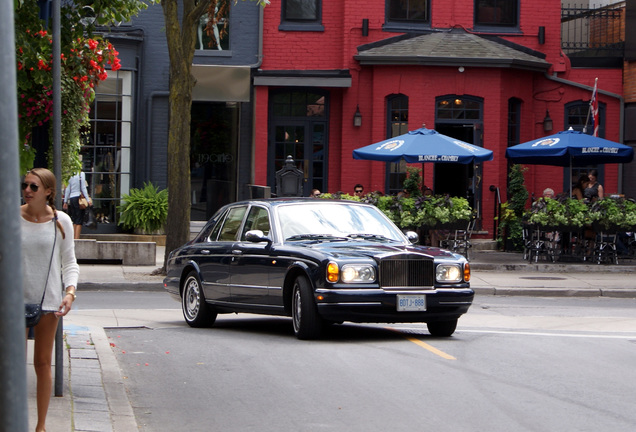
[232,250,243,255]
[201,250,211,254]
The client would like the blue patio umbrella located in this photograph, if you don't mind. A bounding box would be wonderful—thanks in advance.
[352,127,494,164]
[505,129,634,166]
[506,128,633,195]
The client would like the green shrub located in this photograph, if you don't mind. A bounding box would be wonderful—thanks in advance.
[118,182,168,234]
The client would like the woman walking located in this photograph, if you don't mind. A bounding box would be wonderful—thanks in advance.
[63,171,91,239]
[22,168,79,432]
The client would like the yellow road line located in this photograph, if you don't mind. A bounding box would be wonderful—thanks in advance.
[386,327,457,359]
[405,336,456,360]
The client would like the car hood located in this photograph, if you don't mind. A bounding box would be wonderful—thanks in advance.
[294,240,457,260]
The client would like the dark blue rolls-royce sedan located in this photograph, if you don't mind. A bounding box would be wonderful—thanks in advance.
[163,198,473,339]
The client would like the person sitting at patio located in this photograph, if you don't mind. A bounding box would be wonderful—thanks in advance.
[572,174,589,200]
[543,188,555,199]
[584,169,604,202]
[353,184,364,197]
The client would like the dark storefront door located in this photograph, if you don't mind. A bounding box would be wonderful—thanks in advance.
[434,123,483,218]
[269,90,328,196]
[190,102,240,221]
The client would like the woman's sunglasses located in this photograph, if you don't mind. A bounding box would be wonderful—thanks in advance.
[22,182,40,192]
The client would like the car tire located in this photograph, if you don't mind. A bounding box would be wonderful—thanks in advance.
[292,275,322,340]
[182,271,217,328]
[426,319,458,337]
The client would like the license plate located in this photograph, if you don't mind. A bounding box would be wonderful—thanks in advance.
[397,295,427,312]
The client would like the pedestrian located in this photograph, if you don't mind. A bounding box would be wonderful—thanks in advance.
[310,188,321,197]
[21,167,79,432]
[63,171,92,239]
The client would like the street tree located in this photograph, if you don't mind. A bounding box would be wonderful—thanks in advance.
[160,0,268,266]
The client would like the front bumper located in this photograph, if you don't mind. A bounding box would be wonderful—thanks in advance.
[314,287,474,323]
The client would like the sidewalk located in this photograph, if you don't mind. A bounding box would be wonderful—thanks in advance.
[28,246,636,431]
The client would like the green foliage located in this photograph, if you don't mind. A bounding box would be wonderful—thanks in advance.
[523,196,636,232]
[320,192,474,230]
[524,197,592,228]
[118,183,168,233]
[402,166,422,197]
[497,165,529,250]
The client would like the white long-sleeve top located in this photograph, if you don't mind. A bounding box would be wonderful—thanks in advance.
[21,211,79,312]
[64,172,90,203]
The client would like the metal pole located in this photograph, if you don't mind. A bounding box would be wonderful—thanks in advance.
[52,0,64,397]
[0,0,29,428]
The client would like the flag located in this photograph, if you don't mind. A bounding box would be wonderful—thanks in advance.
[590,77,599,137]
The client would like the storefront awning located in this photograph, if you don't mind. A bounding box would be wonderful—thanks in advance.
[192,65,251,102]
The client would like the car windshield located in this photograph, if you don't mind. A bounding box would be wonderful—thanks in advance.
[277,202,406,242]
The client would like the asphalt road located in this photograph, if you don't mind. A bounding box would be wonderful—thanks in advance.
[80,293,636,432]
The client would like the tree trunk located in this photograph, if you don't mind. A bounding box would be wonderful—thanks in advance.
[161,0,209,267]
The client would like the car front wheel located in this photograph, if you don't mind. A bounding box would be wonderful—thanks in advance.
[292,275,322,340]
[182,271,217,328]
[427,319,458,337]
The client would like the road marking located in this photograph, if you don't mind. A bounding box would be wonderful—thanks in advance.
[404,335,457,360]
[458,329,636,339]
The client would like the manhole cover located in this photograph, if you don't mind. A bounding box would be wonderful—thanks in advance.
[520,276,567,280]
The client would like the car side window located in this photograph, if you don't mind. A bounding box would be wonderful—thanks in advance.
[218,206,247,241]
[241,207,271,240]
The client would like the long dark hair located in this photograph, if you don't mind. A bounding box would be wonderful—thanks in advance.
[25,168,66,239]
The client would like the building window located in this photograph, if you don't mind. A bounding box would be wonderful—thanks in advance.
[280,0,323,31]
[385,0,429,30]
[82,71,133,231]
[437,97,481,120]
[564,101,606,189]
[507,98,521,147]
[196,3,230,51]
[474,0,518,29]
[386,95,408,195]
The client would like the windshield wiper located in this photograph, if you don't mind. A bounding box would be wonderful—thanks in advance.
[286,234,349,242]
[347,233,393,241]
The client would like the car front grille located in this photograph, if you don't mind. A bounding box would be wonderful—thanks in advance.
[378,256,435,289]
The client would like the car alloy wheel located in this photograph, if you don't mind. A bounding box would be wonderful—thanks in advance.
[181,271,216,328]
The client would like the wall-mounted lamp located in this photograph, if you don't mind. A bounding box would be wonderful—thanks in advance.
[353,105,362,127]
[362,19,369,37]
[538,26,545,45]
[543,110,553,132]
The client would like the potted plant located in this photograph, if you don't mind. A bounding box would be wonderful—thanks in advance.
[118,182,168,235]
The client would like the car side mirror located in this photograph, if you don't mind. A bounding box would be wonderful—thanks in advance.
[245,230,272,244]
[405,231,419,244]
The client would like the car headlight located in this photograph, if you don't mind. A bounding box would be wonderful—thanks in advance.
[436,264,463,283]
[328,262,376,283]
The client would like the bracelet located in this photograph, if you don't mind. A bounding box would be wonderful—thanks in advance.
[65,291,77,300]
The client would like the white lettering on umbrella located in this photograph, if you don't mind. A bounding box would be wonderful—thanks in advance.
[418,155,459,162]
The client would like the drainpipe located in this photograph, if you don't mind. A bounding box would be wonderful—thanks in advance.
[544,72,626,194]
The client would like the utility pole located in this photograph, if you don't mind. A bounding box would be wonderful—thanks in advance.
[0,0,29,429]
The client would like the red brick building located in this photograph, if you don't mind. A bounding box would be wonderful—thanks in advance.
[252,0,626,238]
